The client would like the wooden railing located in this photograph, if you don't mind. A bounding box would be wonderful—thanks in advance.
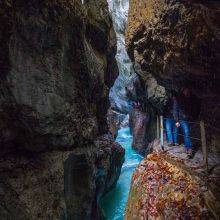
[157,116,209,171]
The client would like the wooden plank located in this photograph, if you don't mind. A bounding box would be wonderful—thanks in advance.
[160,116,164,150]
[157,115,160,139]
[200,120,208,171]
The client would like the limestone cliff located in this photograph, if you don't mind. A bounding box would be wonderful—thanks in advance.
[0,0,124,219]
[0,0,118,152]
[126,0,220,152]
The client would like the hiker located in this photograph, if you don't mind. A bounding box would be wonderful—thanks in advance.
[175,87,193,158]
[163,90,179,146]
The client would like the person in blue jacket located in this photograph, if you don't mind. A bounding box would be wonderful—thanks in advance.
[175,87,194,158]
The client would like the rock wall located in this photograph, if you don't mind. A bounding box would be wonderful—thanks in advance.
[0,136,124,220]
[126,0,220,152]
[64,136,125,220]
[129,101,160,156]
[0,0,118,153]
[0,0,124,219]
[125,1,220,218]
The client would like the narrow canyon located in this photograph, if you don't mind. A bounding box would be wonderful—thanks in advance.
[0,0,219,220]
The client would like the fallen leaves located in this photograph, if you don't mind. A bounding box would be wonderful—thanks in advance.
[126,153,211,220]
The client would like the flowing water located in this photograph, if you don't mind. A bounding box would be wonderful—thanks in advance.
[101,1,143,218]
[100,127,143,220]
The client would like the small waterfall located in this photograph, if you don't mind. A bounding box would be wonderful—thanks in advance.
[107,0,137,113]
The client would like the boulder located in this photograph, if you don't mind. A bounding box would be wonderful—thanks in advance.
[126,140,220,219]
[107,108,128,139]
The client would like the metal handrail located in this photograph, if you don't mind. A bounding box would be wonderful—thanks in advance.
[163,129,201,141]
[158,115,209,171]
[163,117,200,126]
[163,117,220,130]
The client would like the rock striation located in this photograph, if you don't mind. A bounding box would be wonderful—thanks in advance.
[0,0,118,153]
[0,0,124,219]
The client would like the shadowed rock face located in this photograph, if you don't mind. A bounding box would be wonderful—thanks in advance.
[129,101,158,155]
[126,0,220,150]
[0,0,125,219]
[0,136,125,220]
[129,108,149,155]
[0,0,118,153]
[64,136,124,220]
[107,108,128,139]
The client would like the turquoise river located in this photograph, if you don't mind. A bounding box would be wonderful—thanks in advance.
[100,127,143,220]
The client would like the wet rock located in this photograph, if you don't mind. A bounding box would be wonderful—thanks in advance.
[108,73,144,140]
[64,136,125,220]
[129,107,150,155]
[107,108,128,139]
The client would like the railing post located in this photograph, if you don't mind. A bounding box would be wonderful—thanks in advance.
[160,116,164,150]
[157,115,160,139]
[200,120,208,171]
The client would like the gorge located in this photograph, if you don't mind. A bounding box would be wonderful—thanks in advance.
[0,0,220,219]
